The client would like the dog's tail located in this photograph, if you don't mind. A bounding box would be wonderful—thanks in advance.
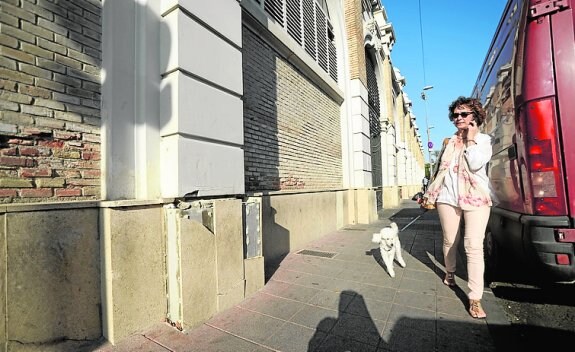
[390,222,398,231]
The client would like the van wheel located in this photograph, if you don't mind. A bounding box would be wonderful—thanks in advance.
[484,228,500,284]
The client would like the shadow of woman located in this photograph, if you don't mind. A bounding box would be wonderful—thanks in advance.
[308,290,384,351]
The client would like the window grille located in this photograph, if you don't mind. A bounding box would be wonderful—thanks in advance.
[252,0,338,82]
[264,0,284,25]
[367,51,382,191]
[286,0,302,45]
[302,0,316,58]
[316,4,328,72]
[366,54,381,138]
[328,21,337,81]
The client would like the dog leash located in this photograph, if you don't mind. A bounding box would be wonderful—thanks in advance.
[399,212,425,232]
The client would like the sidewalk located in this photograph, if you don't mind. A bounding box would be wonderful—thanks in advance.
[95,200,512,352]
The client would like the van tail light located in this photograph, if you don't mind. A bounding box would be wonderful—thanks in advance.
[556,254,570,265]
[524,98,566,215]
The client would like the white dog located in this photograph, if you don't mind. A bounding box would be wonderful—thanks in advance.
[371,222,406,277]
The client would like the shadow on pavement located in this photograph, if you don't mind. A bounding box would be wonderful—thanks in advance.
[304,290,565,352]
[309,290,382,351]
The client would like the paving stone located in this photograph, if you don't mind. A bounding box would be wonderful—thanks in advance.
[238,292,307,320]
[307,289,355,311]
[263,322,320,351]
[330,312,386,346]
[205,306,285,345]
[393,290,437,311]
[149,323,263,352]
[289,304,338,331]
[345,296,393,321]
[316,333,380,352]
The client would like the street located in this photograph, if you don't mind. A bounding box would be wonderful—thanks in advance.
[389,205,575,351]
[489,265,575,349]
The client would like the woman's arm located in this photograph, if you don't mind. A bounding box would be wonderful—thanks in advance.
[464,133,492,171]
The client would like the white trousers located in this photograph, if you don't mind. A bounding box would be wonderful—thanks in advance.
[437,203,491,300]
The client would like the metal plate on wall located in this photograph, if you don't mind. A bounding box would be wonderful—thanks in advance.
[243,200,261,258]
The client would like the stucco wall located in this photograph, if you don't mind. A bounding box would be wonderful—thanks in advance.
[1,205,101,351]
[261,190,350,272]
[101,205,166,343]
[179,215,218,329]
[0,203,168,349]
[383,186,401,208]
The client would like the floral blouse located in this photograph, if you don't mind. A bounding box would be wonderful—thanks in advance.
[426,132,493,209]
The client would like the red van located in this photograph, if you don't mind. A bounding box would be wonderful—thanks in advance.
[472,0,575,283]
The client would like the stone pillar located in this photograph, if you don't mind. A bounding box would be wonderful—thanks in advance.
[159,0,244,198]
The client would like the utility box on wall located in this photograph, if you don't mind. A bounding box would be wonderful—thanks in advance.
[242,197,264,297]
[243,197,262,259]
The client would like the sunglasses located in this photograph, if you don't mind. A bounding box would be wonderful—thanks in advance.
[450,111,474,119]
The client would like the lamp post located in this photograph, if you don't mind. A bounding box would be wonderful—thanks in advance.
[421,85,434,176]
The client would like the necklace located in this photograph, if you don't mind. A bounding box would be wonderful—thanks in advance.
[454,135,465,148]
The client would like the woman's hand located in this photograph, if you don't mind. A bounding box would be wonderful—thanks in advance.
[466,120,479,142]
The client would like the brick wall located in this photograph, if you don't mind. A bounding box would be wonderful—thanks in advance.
[243,26,342,192]
[0,0,101,203]
[344,0,367,86]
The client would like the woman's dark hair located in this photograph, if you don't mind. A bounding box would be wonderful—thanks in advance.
[448,96,486,126]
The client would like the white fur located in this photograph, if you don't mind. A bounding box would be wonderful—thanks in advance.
[371,222,406,277]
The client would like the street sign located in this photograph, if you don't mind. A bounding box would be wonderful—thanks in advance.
[428,141,433,149]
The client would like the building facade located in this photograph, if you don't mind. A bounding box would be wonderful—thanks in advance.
[0,0,424,348]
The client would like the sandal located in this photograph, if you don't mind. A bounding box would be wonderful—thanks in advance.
[443,272,456,287]
[469,299,487,319]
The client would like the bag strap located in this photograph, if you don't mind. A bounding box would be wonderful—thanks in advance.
[430,137,450,181]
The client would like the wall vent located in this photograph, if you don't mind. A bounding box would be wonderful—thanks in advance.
[296,249,337,258]
[342,226,368,231]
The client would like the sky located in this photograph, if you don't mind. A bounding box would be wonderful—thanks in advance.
[382,0,508,161]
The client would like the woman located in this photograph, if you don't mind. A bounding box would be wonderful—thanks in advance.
[423,96,493,319]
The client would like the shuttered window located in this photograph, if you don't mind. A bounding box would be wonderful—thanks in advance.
[302,0,316,58]
[366,51,382,190]
[286,0,302,44]
[366,54,381,138]
[264,0,284,25]
[252,0,338,82]
[328,21,337,81]
[316,4,328,72]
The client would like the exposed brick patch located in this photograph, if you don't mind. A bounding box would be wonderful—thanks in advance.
[0,156,35,167]
[82,169,100,178]
[1,147,18,156]
[21,168,52,177]
[0,0,102,203]
[7,138,34,145]
[54,131,81,140]
[82,150,100,160]
[22,127,53,136]
[55,188,82,197]
[38,140,65,148]
[0,189,18,197]
[19,147,41,156]
[21,188,53,198]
